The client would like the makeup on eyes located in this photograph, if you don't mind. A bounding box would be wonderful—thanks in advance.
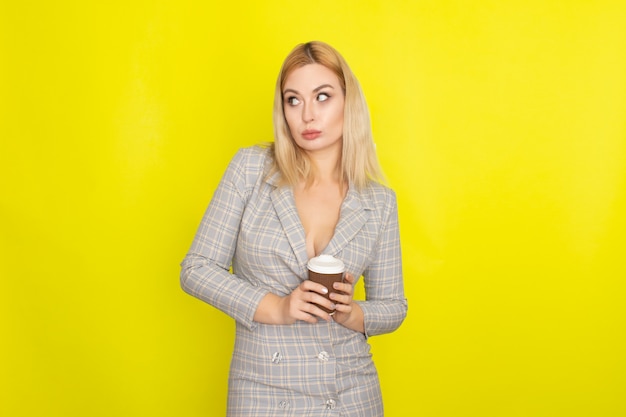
[284,91,331,106]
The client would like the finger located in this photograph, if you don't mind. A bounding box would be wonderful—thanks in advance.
[332,281,353,295]
[294,298,323,322]
[298,300,333,322]
[329,292,352,306]
[310,306,334,322]
[292,290,335,318]
[332,301,353,314]
[306,293,336,313]
[300,280,330,296]
[343,273,356,285]
[296,312,318,324]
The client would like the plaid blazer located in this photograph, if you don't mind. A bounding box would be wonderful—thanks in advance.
[181,146,407,416]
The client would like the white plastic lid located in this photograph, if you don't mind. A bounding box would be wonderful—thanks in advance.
[307,255,345,274]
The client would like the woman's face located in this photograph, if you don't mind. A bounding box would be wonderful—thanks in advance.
[282,64,345,156]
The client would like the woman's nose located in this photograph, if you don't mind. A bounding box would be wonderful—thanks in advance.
[302,103,314,122]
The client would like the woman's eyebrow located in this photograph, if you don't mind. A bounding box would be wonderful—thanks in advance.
[313,84,334,92]
[283,84,335,96]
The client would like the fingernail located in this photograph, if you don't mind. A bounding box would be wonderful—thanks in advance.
[322,287,328,294]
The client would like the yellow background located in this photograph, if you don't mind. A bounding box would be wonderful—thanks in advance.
[1,1,625,416]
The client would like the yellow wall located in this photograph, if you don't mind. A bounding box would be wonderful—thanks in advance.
[1,1,625,416]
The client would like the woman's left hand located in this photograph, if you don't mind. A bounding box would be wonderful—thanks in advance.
[330,273,364,333]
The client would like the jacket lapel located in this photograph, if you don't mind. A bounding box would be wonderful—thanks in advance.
[324,185,372,257]
[268,175,309,275]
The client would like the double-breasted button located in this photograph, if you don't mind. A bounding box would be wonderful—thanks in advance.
[278,400,290,409]
[317,351,330,362]
[271,352,283,364]
[325,399,336,409]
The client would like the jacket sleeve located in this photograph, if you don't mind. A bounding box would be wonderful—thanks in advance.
[180,148,269,330]
[356,189,408,337]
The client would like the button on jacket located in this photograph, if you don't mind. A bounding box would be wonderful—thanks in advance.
[181,146,407,416]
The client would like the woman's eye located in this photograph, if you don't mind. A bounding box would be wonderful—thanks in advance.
[318,93,330,102]
[286,96,300,106]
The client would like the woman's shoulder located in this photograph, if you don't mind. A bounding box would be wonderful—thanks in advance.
[231,144,272,166]
[362,181,397,205]
[223,145,275,191]
[353,181,398,220]
[226,145,273,176]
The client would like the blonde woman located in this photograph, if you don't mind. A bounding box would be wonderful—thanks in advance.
[181,41,407,416]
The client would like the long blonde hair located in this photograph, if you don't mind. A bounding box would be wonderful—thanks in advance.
[270,41,385,189]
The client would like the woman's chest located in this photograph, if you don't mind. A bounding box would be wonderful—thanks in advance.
[293,183,346,258]
[234,185,379,292]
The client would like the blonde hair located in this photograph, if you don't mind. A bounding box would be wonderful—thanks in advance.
[270,41,385,189]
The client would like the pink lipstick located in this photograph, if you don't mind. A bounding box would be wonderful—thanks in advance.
[302,129,321,140]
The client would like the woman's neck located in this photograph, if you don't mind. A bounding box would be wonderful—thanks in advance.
[304,146,343,185]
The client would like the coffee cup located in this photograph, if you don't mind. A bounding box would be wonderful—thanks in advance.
[307,255,345,315]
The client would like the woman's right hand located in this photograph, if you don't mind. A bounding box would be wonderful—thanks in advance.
[254,281,335,325]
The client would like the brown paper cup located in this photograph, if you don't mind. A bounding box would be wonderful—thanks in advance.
[307,255,345,315]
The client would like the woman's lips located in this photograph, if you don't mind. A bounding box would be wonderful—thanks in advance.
[301,129,321,140]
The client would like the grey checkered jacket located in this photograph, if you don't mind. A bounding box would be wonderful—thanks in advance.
[181,146,407,416]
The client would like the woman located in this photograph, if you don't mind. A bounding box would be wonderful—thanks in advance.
[181,41,407,416]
